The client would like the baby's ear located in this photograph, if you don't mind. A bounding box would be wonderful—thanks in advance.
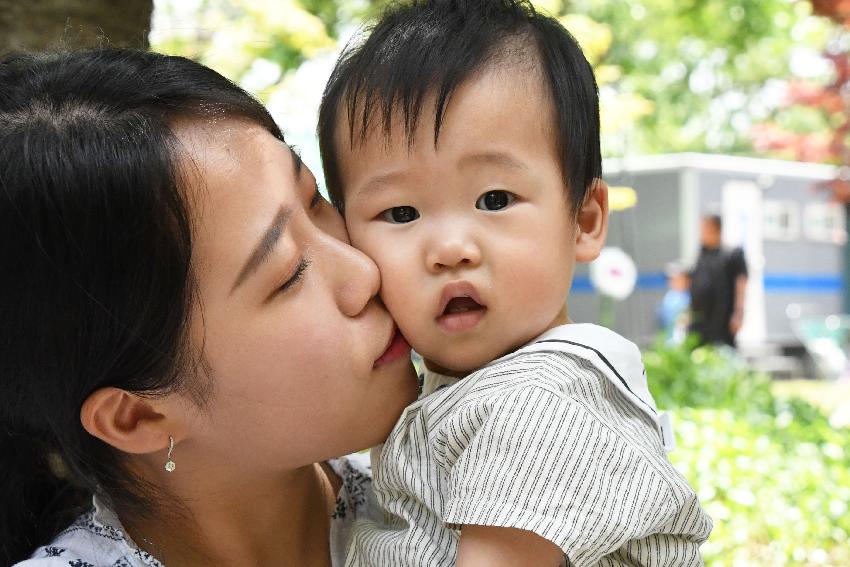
[574,179,608,263]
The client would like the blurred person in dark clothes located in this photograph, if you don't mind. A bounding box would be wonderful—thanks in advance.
[689,214,748,347]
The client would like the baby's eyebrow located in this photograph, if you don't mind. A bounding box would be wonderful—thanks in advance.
[351,151,527,200]
[458,151,528,171]
[352,169,409,199]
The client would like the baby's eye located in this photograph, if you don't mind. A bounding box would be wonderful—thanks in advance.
[475,190,516,211]
[380,206,420,224]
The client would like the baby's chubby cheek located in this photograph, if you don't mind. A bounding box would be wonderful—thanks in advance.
[342,227,426,338]
[377,270,431,340]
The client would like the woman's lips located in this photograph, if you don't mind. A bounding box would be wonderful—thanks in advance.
[374,327,411,367]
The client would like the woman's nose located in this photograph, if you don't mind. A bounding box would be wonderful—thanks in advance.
[316,208,381,317]
[335,242,382,317]
[426,232,482,273]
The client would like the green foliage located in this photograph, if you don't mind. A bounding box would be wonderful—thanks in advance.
[673,408,850,565]
[152,0,338,93]
[299,0,349,37]
[645,338,850,565]
[645,336,775,413]
[565,0,832,156]
[151,0,837,159]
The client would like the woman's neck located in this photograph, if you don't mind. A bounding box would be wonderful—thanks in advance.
[123,463,335,567]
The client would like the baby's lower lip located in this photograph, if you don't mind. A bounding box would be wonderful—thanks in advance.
[436,308,486,332]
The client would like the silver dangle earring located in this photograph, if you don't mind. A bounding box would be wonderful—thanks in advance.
[164,436,176,472]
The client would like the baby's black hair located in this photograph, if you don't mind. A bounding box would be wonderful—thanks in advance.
[317,0,601,216]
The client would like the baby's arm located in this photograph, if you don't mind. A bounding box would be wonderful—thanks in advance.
[457,525,563,567]
[438,382,709,567]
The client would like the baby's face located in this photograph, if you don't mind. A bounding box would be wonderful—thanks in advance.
[338,68,579,373]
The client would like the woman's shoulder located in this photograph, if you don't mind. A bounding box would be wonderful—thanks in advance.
[17,505,160,567]
[17,512,117,567]
[327,453,383,566]
[327,452,375,522]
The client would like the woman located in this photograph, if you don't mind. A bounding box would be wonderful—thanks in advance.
[0,48,418,566]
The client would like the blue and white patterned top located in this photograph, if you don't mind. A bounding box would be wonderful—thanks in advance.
[17,453,376,567]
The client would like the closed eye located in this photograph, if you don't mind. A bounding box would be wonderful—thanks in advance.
[276,257,310,296]
[310,183,324,208]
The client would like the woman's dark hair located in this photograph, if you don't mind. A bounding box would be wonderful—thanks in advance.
[0,48,283,564]
[317,0,601,216]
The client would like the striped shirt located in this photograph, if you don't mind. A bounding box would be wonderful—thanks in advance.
[344,324,712,566]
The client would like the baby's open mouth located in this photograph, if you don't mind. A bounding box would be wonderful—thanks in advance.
[442,296,485,315]
[436,282,487,332]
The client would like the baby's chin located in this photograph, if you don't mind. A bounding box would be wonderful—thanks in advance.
[408,323,547,376]
[422,358,473,377]
[421,346,510,377]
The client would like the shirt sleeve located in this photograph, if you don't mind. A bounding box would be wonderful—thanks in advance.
[730,247,748,279]
[435,386,705,566]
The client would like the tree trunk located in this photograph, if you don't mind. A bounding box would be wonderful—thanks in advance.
[0,0,153,55]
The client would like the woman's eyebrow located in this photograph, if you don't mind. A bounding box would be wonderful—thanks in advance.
[290,145,304,179]
[230,206,292,294]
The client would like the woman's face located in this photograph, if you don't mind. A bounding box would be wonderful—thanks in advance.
[178,120,417,470]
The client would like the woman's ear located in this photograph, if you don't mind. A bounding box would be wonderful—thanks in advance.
[575,179,609,263]
[80,387,183,455]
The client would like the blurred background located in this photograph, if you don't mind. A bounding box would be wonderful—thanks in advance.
[2,0,849,564]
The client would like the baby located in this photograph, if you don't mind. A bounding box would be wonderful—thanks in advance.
[318,0,712,565]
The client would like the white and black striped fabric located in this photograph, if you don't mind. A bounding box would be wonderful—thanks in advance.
[344,324,712,566]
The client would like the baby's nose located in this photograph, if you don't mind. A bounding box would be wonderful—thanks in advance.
[426,236,481,272]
